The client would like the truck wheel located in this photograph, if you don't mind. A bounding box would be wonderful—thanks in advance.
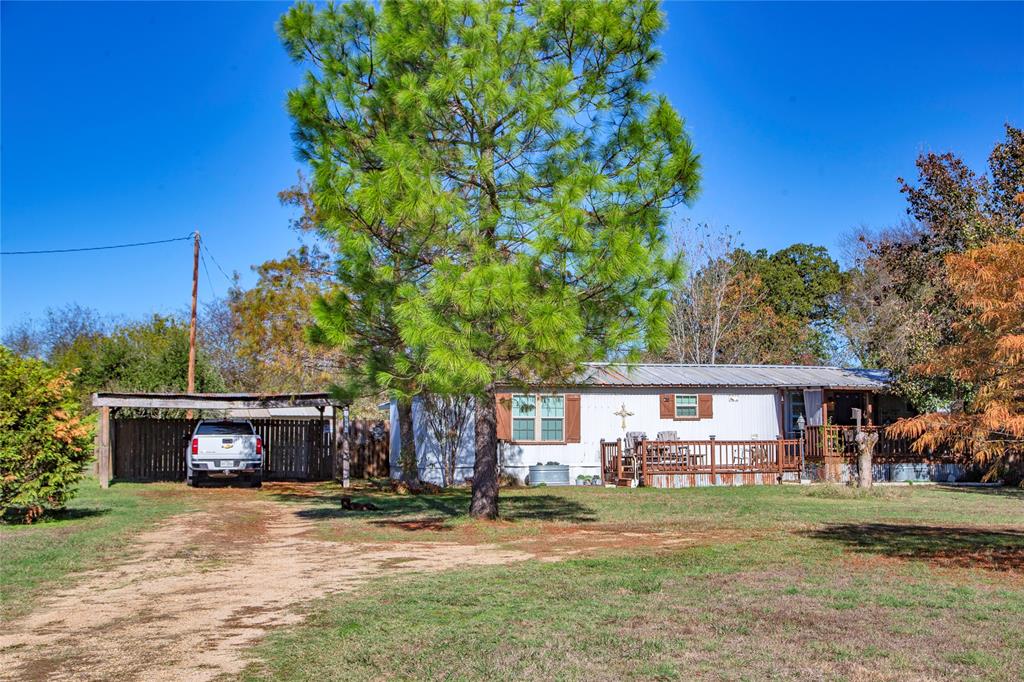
[250,475,263,489]
[188,474,202,488]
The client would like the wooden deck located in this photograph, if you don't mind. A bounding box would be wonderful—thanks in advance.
[601,437,802,488]
[602,426,950,488]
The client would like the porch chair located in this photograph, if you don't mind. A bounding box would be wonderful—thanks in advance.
[624,431,647,453]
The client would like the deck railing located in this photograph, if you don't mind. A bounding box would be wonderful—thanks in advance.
[804,425,924,461]
[602,437,801,484]
[642,438,801,476]
[602,427,952,486]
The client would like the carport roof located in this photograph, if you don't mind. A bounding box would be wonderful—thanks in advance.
[577,364,890,390]
[91,391,338,410]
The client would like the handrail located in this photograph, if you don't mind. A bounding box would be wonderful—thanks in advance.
[638,438,802,478]
[804,424,932,460]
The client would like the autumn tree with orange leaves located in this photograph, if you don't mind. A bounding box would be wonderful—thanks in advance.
[888,212,1024,482]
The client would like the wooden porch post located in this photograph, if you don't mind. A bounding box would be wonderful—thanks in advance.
[640,440,647,486]
[776,436,784,482]
[709,435,716,485]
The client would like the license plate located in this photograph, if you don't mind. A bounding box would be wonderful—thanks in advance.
[219,461,233,468]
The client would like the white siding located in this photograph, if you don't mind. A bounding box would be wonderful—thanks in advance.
[504,387,782,482]
[392,388,784,485]
[390,397,477,486]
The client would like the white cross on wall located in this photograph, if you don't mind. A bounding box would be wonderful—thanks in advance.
[613,403,634,431]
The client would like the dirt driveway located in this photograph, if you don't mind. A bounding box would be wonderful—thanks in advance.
[0,492,696,682]
[0,496,536,682]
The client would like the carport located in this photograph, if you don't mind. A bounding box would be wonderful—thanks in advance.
[91,392,389,488]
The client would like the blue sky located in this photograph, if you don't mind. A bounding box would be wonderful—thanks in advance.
[2,1,1022,333]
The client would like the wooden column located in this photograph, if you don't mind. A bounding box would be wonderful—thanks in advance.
[97,406,111,489]
[640,440,647,486]
[709,435,716,485]
[776,436,784,482]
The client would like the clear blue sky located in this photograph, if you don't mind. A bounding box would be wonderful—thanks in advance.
[2,1,1022,333]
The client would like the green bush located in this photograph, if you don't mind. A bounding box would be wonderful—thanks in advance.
[0,346,93,522]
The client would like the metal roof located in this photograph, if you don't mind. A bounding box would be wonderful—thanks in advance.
[92,391,338,410]
[578,364,890,389]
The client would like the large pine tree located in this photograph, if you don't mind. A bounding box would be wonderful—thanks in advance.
[279,0,701,517]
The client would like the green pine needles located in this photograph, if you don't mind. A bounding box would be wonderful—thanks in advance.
[279,0,700,516]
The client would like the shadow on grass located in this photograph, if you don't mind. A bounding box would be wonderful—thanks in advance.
[802,523,1024,572]
[935,484,1024,499]
[1,506,111,525]
[266,487,599,525]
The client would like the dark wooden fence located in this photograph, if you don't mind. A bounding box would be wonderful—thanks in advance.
[111,417,389,482]
[348,419,390,478]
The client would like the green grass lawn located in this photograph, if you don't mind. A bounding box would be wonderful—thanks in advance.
[0,477,201,619]
[248,483,1024,681]
[3,478,1021,679]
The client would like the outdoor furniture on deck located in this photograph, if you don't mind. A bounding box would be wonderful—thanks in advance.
[624,431,647,452]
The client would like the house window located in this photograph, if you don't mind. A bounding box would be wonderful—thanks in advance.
[675,394,698,418]
[787,391,806,436]
[511,394,564,442]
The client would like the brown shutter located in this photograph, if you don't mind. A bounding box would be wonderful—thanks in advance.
[565,394,581,443]
[495,393,512,440]
[698,394,714,419]
[659,394,675,419]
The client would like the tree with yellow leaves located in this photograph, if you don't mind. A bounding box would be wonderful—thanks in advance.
[0,346,93,521]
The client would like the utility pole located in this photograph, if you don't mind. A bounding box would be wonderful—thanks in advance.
[186,231,199,419]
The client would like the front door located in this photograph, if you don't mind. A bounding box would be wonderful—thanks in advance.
[830,392,866,426]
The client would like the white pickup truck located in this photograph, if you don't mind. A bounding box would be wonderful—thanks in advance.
[186,420,263,487]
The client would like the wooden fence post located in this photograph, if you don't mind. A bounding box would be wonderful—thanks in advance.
[97,406,111,489]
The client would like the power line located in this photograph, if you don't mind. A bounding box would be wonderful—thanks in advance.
[199,238,235,287]
[198,247,217,300]
[0,233,195,255]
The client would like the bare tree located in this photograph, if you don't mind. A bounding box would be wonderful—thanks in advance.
[666,223,764,364]
[2,304,112,361]
[420,394,473,488]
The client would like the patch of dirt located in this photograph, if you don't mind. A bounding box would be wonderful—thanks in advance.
[0,500,532,682]
[0,499,701,682]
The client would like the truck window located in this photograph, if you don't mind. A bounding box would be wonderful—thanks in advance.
[196,422,253,435]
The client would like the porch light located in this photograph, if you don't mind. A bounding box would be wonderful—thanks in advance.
[796,414,806,432]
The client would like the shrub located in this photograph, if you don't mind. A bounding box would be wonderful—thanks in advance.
[803,483,909,500]
[0,347,93,522]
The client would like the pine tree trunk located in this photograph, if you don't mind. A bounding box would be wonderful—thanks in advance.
[398,399,418,482]
[470,389,499,519]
